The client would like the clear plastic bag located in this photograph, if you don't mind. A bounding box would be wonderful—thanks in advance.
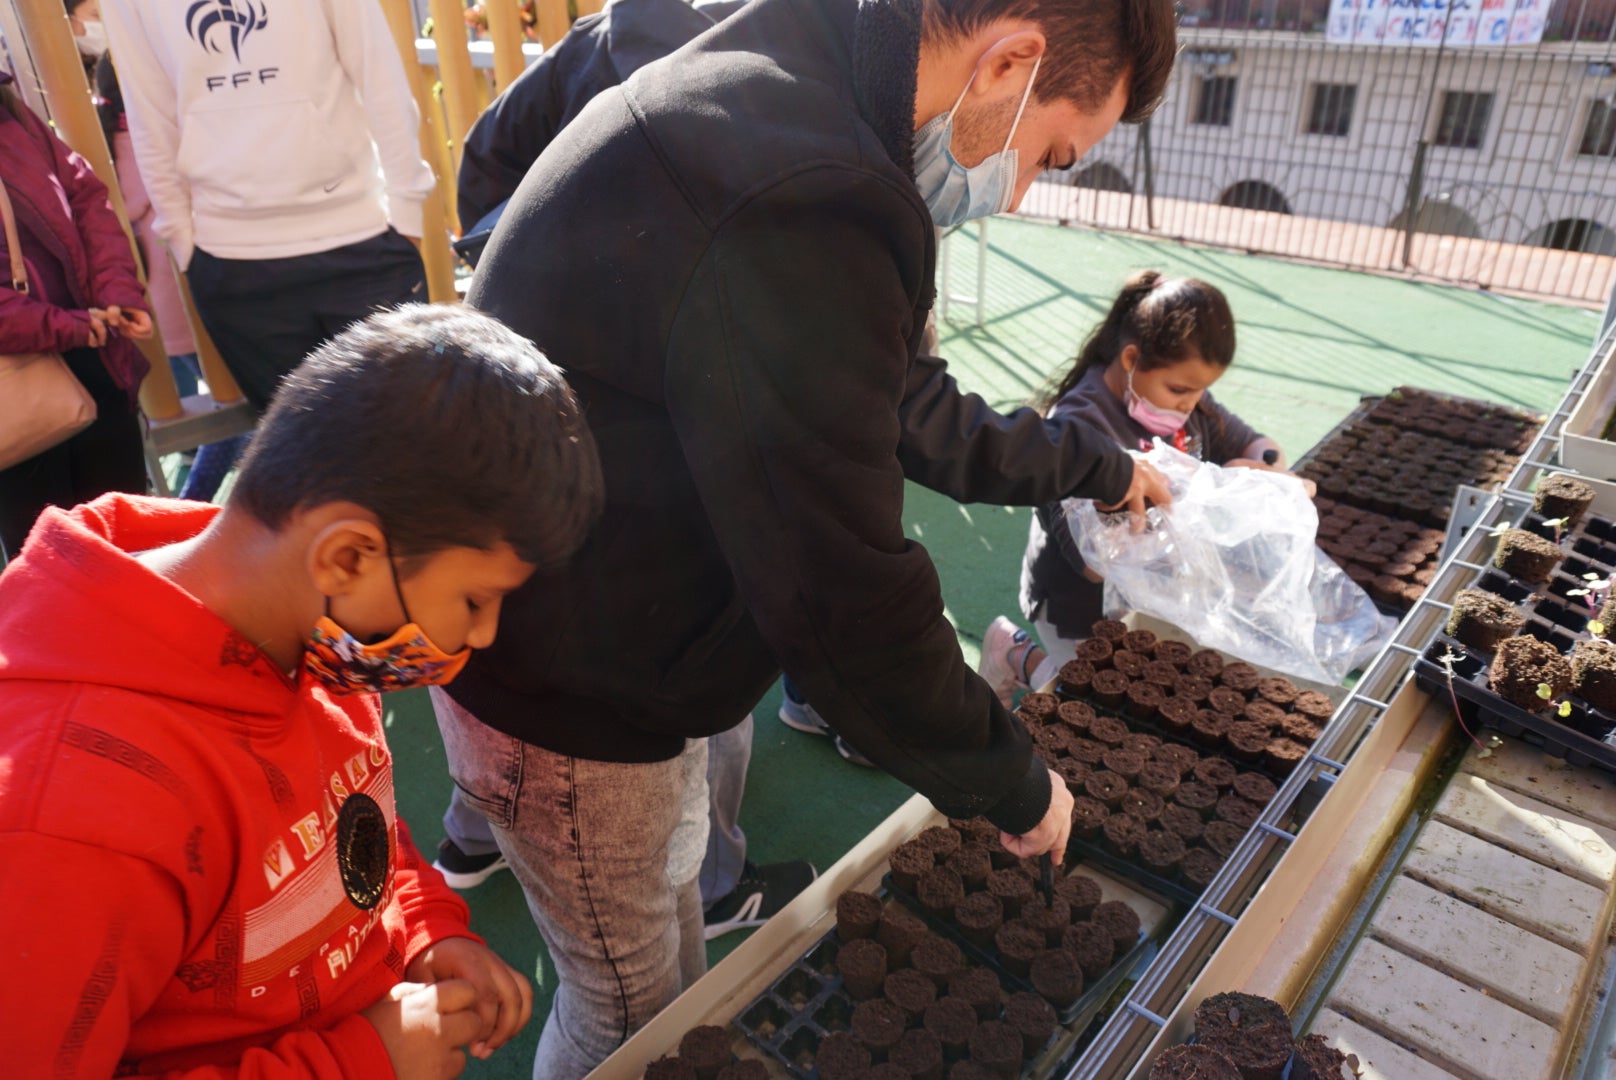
[1067,441,1395,685]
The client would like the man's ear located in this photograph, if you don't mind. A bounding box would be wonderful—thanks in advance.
[307,518,388,599]
[969,29,1046,98]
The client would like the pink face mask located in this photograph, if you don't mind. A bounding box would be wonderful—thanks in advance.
[1126,368,1192,438]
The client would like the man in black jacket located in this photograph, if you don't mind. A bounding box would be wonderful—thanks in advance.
[442,0,1176,1072]
[441,0,821,945]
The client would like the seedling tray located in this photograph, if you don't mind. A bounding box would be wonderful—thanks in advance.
[1043,689,1299,906]
[1061,839,1200,909]
[733,931,850,1079]
[1412,508,1616,776]
[881,871,1156,1028]
[1414,634,1616,775]
[1055,690,1298,791]
[732,909,1064,1079]
[1295,386,1544,613]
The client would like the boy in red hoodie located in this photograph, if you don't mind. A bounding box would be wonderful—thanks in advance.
[0,304,604,1079]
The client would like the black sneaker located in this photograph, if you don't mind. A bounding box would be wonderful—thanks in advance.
[703,859,818,941]
[432,837,511,890]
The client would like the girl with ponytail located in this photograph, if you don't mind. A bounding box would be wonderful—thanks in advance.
[977,270,1309,703]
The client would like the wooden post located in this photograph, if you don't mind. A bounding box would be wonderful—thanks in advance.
[11,0,182,419]
[534,0,570,47]
[484,0,528,93]
[427,0,481,171]
[380,0,460,303]
[173,259,244,404]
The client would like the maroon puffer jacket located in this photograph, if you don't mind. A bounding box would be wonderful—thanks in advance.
[0,74,149,400]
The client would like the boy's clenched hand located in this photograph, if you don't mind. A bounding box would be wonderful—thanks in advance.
[406,937,534,1058]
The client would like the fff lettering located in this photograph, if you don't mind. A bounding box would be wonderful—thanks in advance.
[205,67,279,91]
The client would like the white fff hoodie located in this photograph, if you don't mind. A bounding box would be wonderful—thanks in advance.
[102,0,435,269]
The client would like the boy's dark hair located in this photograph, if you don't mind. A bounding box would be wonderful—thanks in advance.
[924,0,1176,124]
[233,305,604,570]
[1043,270,1236,410]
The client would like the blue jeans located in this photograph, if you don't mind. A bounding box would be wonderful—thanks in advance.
[430,688,709,1080]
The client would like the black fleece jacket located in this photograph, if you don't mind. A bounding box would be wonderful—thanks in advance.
[452,0,1133,833]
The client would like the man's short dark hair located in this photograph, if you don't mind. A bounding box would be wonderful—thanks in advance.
[925,0,1176,124]
[233,304,604,570]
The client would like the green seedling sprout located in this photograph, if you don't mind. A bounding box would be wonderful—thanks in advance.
[1437,646,1488,752]
[1569,572,1615,636]
[1536,682,1575,719]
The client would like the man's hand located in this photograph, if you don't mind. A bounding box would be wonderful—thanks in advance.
[406,938,532,1059]
[1098,458,1172,531]
[1226,458,1318,499]
[998,768,1074,863]
[362,979,486,1080]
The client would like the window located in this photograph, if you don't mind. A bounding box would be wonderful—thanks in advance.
[1433,91,1493,150]
[1193,77,1238,128]
[1306,83,1357,137]
[1580,99,1616,158]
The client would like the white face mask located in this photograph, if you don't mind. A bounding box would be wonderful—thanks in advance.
[75,19,108,59]
[912,47,1042,229]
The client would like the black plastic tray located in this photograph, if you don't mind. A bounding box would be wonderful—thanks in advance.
[1294,387,1544,614]
[881,871,1156,1028]
[733,931,850,1079]
[1061,839,1200,909]
[1050,686,1298,792]
[1044,686,1298,907]
[1414,633,1616,775]
[732,894,1068,1080]
[1411,504,1616,776]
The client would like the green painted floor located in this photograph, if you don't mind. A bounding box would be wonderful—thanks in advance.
[383,217,1601,1077]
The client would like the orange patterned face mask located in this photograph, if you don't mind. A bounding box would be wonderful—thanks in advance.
[302,551,470,695]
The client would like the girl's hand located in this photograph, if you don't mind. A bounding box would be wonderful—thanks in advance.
[82,310,108,348]
[99,305,155,339]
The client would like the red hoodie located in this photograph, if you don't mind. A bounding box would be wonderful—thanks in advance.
[0,495,477,1077]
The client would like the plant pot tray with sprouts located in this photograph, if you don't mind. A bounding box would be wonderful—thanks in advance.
[1412,507,1616,775]
[1414,632,1616,774]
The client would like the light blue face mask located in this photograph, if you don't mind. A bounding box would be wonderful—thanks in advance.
[913,50,1042,229]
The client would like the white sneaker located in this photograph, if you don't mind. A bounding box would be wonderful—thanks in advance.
[979,615,1033,707]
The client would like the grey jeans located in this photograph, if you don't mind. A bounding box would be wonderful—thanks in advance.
[442,715,753,908]
[430,689,711,1080]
